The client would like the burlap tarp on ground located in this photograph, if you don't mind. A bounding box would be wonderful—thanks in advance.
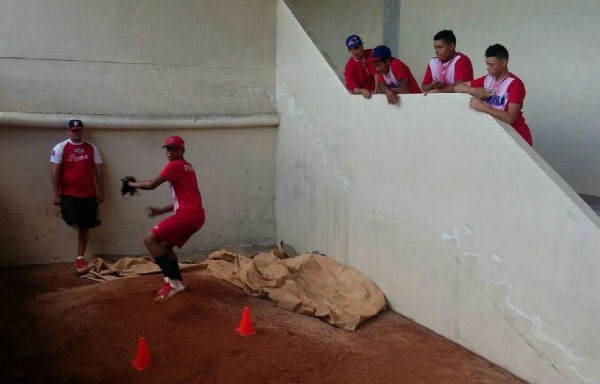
[81,250,387,331]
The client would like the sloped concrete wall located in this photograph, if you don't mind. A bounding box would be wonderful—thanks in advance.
[276,1,600,383]
[287,0,600,198]
[399,0,600,197]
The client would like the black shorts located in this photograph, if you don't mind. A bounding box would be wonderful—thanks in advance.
[60,195,101,229]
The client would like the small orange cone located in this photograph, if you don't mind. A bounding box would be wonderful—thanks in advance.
[131,336,152,371]
[235,306,256,336]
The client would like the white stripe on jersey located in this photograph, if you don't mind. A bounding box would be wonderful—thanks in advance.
[428,54,463,85]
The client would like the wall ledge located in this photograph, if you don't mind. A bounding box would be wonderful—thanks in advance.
[0,111,280,129]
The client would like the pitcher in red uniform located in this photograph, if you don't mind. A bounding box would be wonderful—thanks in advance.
[50,119,105,273]
[128,135,206,302]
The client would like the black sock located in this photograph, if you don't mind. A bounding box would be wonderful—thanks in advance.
[170,258,183,281]
[155,254,175,280]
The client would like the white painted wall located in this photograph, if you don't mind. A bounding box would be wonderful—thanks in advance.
[0,0,278,264]
[0,0,275,115]
[0,122,276,264]
[276,1,600,383]
[399,0,600,197]
[287,0,600,197]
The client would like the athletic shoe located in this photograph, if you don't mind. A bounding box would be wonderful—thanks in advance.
[75,257,87,271]
[170,279,186,293]
[155,278,187,302]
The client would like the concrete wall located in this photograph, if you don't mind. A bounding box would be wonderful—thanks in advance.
[276,1,600,383]
[0,119,276,264]
[0,0,278,264]
[287,0,600,198]
[0,0,275,115]
[285,0,383,82]
[400,0,600,197]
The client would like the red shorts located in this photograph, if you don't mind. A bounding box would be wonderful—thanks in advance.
[151,210,205,248]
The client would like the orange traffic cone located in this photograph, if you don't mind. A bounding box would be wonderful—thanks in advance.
[235,306,256,336]
[131,336,152,371]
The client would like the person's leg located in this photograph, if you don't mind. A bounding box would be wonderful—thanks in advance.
[143,232,183,301]
[78,227,90,257]
[166,247,183,282]
[75,197,100,271]
[147,213,202,298]
[143,232,175,279]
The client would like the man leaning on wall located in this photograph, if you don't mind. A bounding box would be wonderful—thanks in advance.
[50,119,105,273]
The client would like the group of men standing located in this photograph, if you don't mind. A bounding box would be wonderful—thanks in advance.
[343,30,532,146]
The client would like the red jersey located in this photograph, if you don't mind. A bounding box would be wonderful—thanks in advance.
[344,49,377,93]
[160,158,205,215]
[50,140,102,198]
[377,58,421,94]
[471,73,532,145]
[422,52,474,87]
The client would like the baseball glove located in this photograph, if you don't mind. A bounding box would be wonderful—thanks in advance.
[120,176,138,196]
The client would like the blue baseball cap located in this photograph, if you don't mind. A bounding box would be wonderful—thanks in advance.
[345,34,363,49]
[68,119,84,129]
[368,45,392,62]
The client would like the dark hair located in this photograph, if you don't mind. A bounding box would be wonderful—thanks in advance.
[485,44,509,60]
[433,30,456,45]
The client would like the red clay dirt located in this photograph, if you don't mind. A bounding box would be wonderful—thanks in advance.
[0,263,528,384]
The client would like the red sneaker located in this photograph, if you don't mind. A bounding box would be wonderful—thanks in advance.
[155,279,177,302]
[155,278,186,302]
[75,257,87,271]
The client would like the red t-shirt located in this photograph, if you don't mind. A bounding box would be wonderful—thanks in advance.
[344,49,377,93]
[377,58,421,94]
[471,73,532,145]
[160,158,205,215]
[50,140,102,198]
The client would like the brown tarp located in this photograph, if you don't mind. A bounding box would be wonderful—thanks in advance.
[81,250,387,331]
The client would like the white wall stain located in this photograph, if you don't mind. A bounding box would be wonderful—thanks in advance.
[463,223,474,234]
[569,366,600,384]
[504,285,587,378]
[491,253,502,264]
[286,95,296,118]
[442,228,460,247]
[463,251,481,260]
[338,175,351,192]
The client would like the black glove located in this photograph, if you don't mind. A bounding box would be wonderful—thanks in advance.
[120,176,137,196]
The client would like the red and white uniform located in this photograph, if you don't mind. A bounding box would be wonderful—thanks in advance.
[50,140,102,198]
[153,158,205,248]
[160,159,204,214]
[471,73,532,146]
[422,52,473,87]
[377,58,421,94]
[344,49,377,93]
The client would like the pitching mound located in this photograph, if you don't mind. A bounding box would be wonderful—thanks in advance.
[0,263,527,383]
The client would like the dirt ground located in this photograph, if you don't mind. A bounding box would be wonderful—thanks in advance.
[0,260,529,384]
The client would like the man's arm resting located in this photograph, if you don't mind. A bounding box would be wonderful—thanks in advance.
[455,82,488,99]
[421,80,439,92]
[470,100,520,125]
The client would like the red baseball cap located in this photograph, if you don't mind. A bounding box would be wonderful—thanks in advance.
[163,135,185,148]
